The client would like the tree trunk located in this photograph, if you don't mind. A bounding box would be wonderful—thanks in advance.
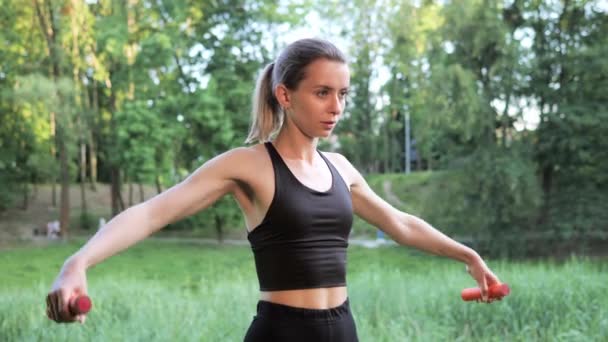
[50,113,57,207]
[138,182,144,202]
[89,81,99,190]
[34,0,71,238]
[70,0,88,218]
[22,183,29,210]
[80,142,87,214]
[501,93,512,147]
[110,166,125,216]
[107,73,124,216]
[215,215,224,244]
[128,179,133,207]
[111,167,119,217]
[538,164,553,226]
[88,131,97,191]
[58,127,71,238]
[383,114,389,173]
[81,52,97,193]
[155,174,163,194]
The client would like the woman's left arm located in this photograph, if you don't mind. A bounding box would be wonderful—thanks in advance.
[334,154,500,300]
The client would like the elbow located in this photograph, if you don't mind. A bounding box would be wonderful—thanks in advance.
[389,212,414,246]
[138,201,164,234]
[397,213,429,247]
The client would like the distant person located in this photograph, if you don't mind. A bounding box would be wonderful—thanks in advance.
[98,217,106,230]
[46,220,60,239]
[376,229,385,243]
[46,38,502,341]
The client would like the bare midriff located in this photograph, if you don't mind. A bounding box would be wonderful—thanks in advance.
[259,286,348,309]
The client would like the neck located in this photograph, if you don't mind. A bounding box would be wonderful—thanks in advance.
[273,121,319,163]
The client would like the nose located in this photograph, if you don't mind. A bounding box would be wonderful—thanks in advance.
[329,94,344,116]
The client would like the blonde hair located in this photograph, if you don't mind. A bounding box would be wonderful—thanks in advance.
[246,62,282,144]
[245,38,347,144]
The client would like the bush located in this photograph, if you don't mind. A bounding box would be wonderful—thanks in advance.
[79,211,98,230]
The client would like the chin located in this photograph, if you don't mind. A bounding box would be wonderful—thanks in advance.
[318,131,333,139]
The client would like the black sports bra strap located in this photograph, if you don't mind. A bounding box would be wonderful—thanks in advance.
[264,141,281,162]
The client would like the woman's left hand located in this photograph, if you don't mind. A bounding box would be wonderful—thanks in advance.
[465,256,501,303]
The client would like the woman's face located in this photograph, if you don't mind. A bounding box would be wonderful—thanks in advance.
[277,58,350,139]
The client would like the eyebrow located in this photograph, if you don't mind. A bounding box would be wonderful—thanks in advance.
[313,85,350,91]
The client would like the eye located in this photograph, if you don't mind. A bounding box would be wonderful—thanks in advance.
[316,89,329,97]
[339,91,349,99]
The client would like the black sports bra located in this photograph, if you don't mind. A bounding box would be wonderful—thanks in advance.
[247,142,353,291]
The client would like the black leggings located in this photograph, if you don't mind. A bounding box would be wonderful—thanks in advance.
[243,298,359,342]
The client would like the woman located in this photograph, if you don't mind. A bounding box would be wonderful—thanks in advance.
[46,38,501,341]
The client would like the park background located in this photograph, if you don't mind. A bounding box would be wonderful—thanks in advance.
[1,0,607,341]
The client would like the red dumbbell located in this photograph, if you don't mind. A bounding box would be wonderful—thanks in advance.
[461,283,510,301]
[69,295,92,315]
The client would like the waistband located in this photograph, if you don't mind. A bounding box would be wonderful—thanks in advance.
[256,298,351,321]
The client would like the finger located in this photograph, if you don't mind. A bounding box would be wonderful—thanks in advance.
[46,295,53,320]
[52,292,68,323]
[57,290,76,323]
[48,292,60,321]
[55,290,67,322]
[76,314,87,324]
[46,296,54,321]
[480,276,489,302]
[486,270,500,286]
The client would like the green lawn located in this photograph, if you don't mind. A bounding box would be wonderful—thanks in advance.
[1,240,606,341]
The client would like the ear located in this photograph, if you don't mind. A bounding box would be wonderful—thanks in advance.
[274,84,292,110]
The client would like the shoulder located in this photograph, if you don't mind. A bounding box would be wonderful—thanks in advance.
[220,144,267,162]
[320,151,363,187]
[320,151,349,168]
[191,144,269,180]
[211,143,269,166]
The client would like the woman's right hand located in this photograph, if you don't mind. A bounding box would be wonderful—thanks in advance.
[46,258,89,324]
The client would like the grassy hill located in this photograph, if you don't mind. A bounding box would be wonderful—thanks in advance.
[0,171,484,248]
[1,173,442,246]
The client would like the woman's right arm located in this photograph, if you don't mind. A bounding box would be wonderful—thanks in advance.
[46,148,249,323]
[70,148,246,268]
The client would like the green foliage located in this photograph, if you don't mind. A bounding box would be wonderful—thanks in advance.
[0,173,18,210]
[0,0,606,255]
[78,211,98,231]
[523,0,608,239]
[456,147,542,256]
[413,63,490,162]
[167,196,243,240]
[0,73,73,207]
[364,166,541,257]
[114,100,165,183]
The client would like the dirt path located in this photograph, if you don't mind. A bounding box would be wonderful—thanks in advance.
[0,184,158,248]
[382,180,405,207]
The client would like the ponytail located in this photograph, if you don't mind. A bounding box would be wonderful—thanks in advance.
[245,62,283,144]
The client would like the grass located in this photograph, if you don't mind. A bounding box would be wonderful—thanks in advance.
[1,240,607,341]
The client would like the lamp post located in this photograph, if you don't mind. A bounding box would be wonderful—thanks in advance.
[405,112,411,174]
